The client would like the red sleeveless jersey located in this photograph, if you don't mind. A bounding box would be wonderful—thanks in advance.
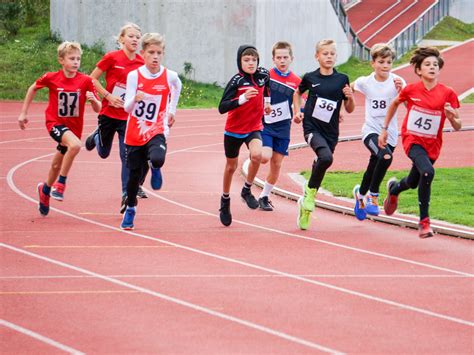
[125,69,170,146]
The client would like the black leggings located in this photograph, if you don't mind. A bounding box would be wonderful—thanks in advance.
[390,144,435,220]
[360,133,395,195]
[126,134,167,207]
[306,133,335,190]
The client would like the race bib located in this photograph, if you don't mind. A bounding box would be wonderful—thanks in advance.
[111,83,126,101]
[264,101,291,124]
[369,98,389,117]
[312,97,337,123]
[133,94,162,123]
[57,91,80,117]
[407,105,441,138]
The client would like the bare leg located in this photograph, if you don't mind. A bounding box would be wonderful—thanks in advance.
[222,157,238,194]
[246,138,262,184]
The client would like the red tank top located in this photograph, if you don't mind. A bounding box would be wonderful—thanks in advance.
[125,69,170,146]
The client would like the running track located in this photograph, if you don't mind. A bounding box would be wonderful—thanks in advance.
[1,43,473,353]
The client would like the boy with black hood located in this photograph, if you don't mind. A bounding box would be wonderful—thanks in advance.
[218,45,271,226]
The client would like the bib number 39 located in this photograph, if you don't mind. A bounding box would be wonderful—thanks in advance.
[133,95,162,123]
[58,92,79,117]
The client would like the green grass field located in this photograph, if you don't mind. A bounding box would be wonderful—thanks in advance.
[424,16,474,41]
[301,168,474,227]
[461,93,474,103]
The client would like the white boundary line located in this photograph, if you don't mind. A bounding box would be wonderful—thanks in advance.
[6,154,474,329]
[0,243,341,354]
[1,319,85,354]
[356,0,401,35]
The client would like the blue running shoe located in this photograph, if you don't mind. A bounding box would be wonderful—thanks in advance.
[365,192,380,216]
[150,166,163,190]
[120,206,136,230]
[352,184,366,221]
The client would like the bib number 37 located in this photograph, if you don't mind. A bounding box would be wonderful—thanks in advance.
[58,92,79,117]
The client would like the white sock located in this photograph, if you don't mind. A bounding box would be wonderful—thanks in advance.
[259,181,274,198]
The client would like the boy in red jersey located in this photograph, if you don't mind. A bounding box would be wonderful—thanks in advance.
[120,33,182,230]
[18,41,101,216]
[258,41,301,211]
[218,45,271,226]
[85,23,149,213]
[379,47,461,238]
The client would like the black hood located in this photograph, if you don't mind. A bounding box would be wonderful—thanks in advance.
[237,44,259,74]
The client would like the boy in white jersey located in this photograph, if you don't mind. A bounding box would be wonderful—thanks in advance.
[351,43,405,220]
[121,33,182,230]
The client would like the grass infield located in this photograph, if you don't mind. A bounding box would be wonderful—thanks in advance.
[301,167,474,227]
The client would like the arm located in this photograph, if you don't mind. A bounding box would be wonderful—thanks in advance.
[263,70,272,115]
[167,71,183,127]
[90,67,123,109]
[86,91,102,113]
[18,83,39,130]
[123,71,140,114]
[444,103,461,131]
[343,84,355,113]
[292,88,304,124]
[218,76,257,114]
[378,96,401,148]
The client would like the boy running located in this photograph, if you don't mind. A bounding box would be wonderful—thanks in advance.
[293,39,355,230]
[18,41,101,216]
[121,33,182,230]
[352,43,405,220]
[218,45,271,226]
[258,41,302,211]
[379,47,461,238]
[85,23,149,213]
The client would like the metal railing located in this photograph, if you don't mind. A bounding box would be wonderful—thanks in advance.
[330,0,453,61]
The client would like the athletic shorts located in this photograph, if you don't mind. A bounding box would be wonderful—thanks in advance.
[261,132,290,156]
[49,125,69,155]
[126,134,167,171]
[304,131,337,153]
[224,131,261,159]
[97,114,127,148]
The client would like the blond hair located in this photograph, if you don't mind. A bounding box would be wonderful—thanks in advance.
[57,41,82,58]
[316,39,336,53]
[117,22,141,47]
[370,43,396,61]
[272,41,293,57]
[141,33,165,50]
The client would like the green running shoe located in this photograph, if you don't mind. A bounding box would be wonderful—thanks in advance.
[302,182,317,212]
[297,197,312,230]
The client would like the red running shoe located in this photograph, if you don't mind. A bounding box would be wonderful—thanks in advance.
[419,217,434,238]
[51,182,65,201]
[383,177,398,215]
[37,183,50,216]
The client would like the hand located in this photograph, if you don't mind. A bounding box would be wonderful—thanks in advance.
[293,112,303,124]
[18,113,28,130]
[264,102,272,115]
[107,94,124,108]
[343,84,353,100]
[444,103,456,120]
[135,91,145,102]
[394,77,403,92]
[86,91,97,102]
[378,130,387,149]
[168,113,175,127]
[244,88,258,100]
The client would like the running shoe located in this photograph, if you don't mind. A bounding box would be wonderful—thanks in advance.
[120,206,136,230]
[137,186,148,199]
[365,192,380,216]
[297,197,312,230]
[51,182,65,201]
[258,196,274,211]
[37,182,50,216]
[383,177,399,215]
[219,196,232,226]
[302,182,317,212]
[418,217,434,239]
[85,128,98,151]
[241,187,259,209]
[352,184,366,221]
[150,166,163,190]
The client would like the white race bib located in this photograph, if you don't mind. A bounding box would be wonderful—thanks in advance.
[57,91,80,117]
[133,94,162,123]
[111,83,127,101]
[369,97,389,117]
[312,97,338,123]
[264,101,291,124]
[407,105,441,138]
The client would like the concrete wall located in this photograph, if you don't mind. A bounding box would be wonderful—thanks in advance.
[450,0,474,24]
[50,0,351,86]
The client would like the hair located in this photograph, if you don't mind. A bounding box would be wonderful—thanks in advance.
[57,41,82,58]
[370,43,396,61]
[410,47,444,74]
[117,22,141,47]
[141,32,165,50]
[242,47,259,59]
[272,41,293,57]
[316,39,336,53]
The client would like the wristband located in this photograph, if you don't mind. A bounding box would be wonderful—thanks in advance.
[104,92,110,99]
[381,126,388,130]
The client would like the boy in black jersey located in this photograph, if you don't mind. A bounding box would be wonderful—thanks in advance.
[218,45,271,226]
[293,39,355,230]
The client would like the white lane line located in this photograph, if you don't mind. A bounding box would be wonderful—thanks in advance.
[1,243,341,354]
[1,319,84,354]
[7,154,474,328]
